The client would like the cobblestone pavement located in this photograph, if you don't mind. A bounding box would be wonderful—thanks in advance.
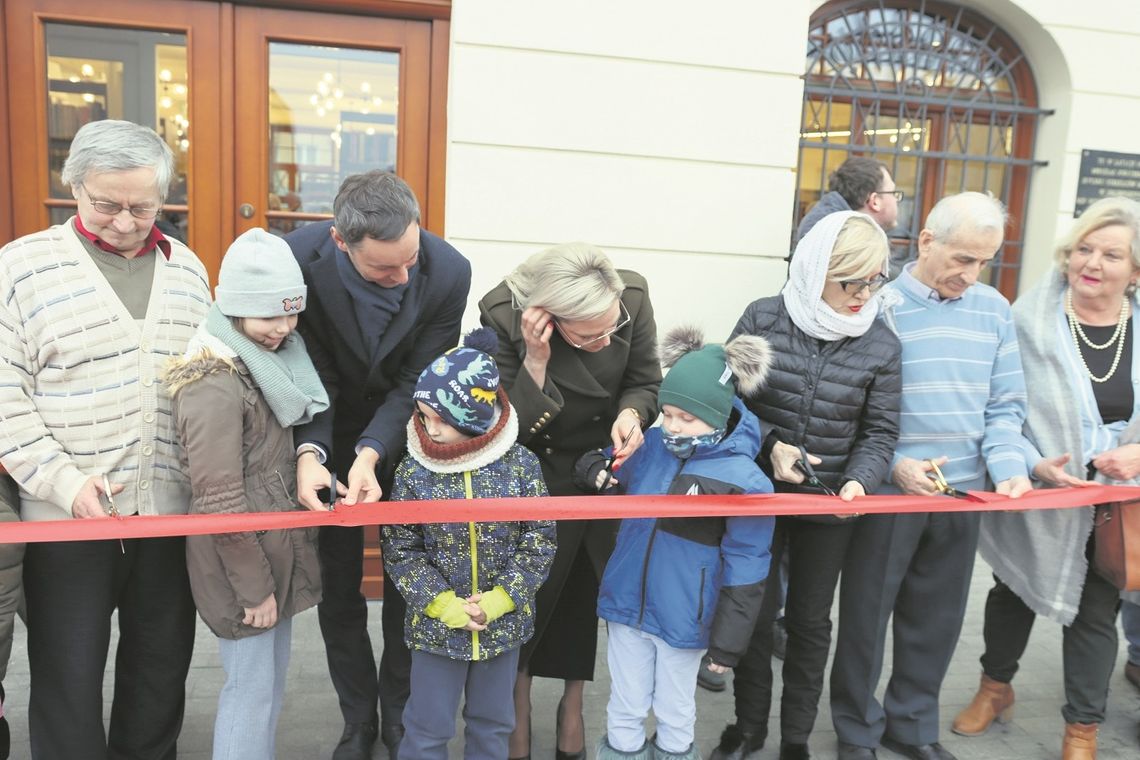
[5,558,1139,758]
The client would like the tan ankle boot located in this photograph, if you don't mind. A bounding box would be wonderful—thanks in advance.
[951,673,1015,736]
[1061,721,1097,760]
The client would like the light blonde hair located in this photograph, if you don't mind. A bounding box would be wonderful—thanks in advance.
[503,242,625,321]
[1054,196,1140,271]
[827,214,890,280]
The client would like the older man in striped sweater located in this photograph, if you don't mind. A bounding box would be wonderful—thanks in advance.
[0,120,211,759]
[828,192,1033,760]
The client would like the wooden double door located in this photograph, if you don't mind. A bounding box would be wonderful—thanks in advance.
[0,0,449,596]
[1,0,449,281]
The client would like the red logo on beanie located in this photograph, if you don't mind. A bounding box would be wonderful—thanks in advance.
[282,296,304,312]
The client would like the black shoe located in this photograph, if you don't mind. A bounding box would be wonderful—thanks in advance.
[1126,660,1140,691]
[556,696,587,760]
[779,742,810,760]
[836,742,877,760]
[697,655,727,692]
[879,737,955,760]
[332,720,379,760]
[709,723,766,760]
[381,722,404,758]
[0,682,7,760]
[773,617,788,660]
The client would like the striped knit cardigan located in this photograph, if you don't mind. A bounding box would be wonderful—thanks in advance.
[0,219,211,520]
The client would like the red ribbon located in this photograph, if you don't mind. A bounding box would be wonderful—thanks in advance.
[0,485,1137,544]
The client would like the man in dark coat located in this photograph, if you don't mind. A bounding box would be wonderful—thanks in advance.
[796,157,901,244]
[285,171,471,760]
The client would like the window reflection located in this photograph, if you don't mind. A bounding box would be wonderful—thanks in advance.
[268,42,399,234]
[45,23,189,234]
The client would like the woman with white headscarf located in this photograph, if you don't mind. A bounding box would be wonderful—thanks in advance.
[710,211,902,760]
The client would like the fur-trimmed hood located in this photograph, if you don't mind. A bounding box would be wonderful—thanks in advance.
[163,325,241,396]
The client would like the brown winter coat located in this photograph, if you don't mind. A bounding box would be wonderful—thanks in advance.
[166,348,321,640]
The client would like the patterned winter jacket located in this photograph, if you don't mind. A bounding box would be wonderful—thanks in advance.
[382,396,556,661]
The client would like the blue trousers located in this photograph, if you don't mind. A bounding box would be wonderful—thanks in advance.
[400,647,520,760]
[1122,599,1140,665]
[214,619,292,760]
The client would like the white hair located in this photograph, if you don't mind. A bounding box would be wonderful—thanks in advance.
[61,120,175,198]
[924,191,1007,243]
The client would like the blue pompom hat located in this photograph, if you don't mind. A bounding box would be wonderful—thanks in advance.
[413,327,501,435]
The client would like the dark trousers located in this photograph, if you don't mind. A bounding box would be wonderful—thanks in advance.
[980,560,1120,724]
[317,524,410,728]
[23,536,196,760]
[733,517,856,743]
[830,511,979,747]
[521,519,615,680]
[400,648,520,760]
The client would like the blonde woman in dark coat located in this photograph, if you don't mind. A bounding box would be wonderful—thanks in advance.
[479,242,662,760]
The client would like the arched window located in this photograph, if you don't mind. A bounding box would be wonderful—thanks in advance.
[794,0,1049,297]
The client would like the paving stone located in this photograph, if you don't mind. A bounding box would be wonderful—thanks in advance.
[3,558,1139,758]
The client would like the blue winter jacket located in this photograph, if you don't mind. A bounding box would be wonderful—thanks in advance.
[596,397,774,666]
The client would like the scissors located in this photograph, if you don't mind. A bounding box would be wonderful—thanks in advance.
[328,470,338,511]
[926,459,971,499]
[599,426,637,491]
[102,474,126,554]
[792,444,837,496]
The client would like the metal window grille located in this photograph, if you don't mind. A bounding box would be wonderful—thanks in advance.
[794,0,1052,296]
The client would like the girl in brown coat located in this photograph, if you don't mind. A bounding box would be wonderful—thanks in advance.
[166,228,330,760]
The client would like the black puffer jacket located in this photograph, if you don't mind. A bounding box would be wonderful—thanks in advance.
[729,295,901,493]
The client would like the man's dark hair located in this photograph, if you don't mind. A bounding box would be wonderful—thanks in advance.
[829,157,890,210]
[333,170,421,244]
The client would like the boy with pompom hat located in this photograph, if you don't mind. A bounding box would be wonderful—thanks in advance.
[382,328,556,760]
[575,326,776,760]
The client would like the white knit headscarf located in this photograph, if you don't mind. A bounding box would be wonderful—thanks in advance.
[782,210,888,341]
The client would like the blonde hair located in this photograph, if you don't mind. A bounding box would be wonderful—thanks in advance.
[1054,196,1140,271]
[503,242,624,321]
[827,214,890,280]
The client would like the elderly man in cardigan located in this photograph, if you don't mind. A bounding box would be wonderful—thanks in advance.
[828,192,1032,760]
[0,119,210,759]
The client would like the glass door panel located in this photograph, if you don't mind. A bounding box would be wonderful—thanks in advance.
[44,23,190,239]
[233,5,431,238]
[267,43,399,236]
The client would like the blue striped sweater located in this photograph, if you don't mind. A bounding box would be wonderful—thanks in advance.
[882,266,1029,493]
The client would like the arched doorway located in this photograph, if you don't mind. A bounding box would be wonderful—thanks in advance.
[794,0,1051,297]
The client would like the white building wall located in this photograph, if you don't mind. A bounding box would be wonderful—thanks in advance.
[446,0,809,338]
[445,0,1140,337]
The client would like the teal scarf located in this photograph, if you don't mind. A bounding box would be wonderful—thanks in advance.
[205,305,329,427]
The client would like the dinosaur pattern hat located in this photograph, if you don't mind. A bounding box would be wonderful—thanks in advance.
[413,327,501,435]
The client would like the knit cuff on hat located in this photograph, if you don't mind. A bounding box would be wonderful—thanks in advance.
[477,586,516,623]
[425,590,471,629]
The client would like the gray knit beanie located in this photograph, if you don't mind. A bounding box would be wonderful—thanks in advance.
[215,228,307,318]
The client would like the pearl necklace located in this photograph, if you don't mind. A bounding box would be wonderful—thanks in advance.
[1065,288,1130,384]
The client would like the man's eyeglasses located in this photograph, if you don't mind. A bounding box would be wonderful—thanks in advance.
[555,301,631,349]
[873,189,905,202]
[80,183,161,220]
[838,275,889,295]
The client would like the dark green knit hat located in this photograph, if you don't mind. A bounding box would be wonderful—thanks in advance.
[658,326,773,429]
[659,345,734,428]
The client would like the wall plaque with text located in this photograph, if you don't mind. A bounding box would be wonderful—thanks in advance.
[1075,149,1140,216]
